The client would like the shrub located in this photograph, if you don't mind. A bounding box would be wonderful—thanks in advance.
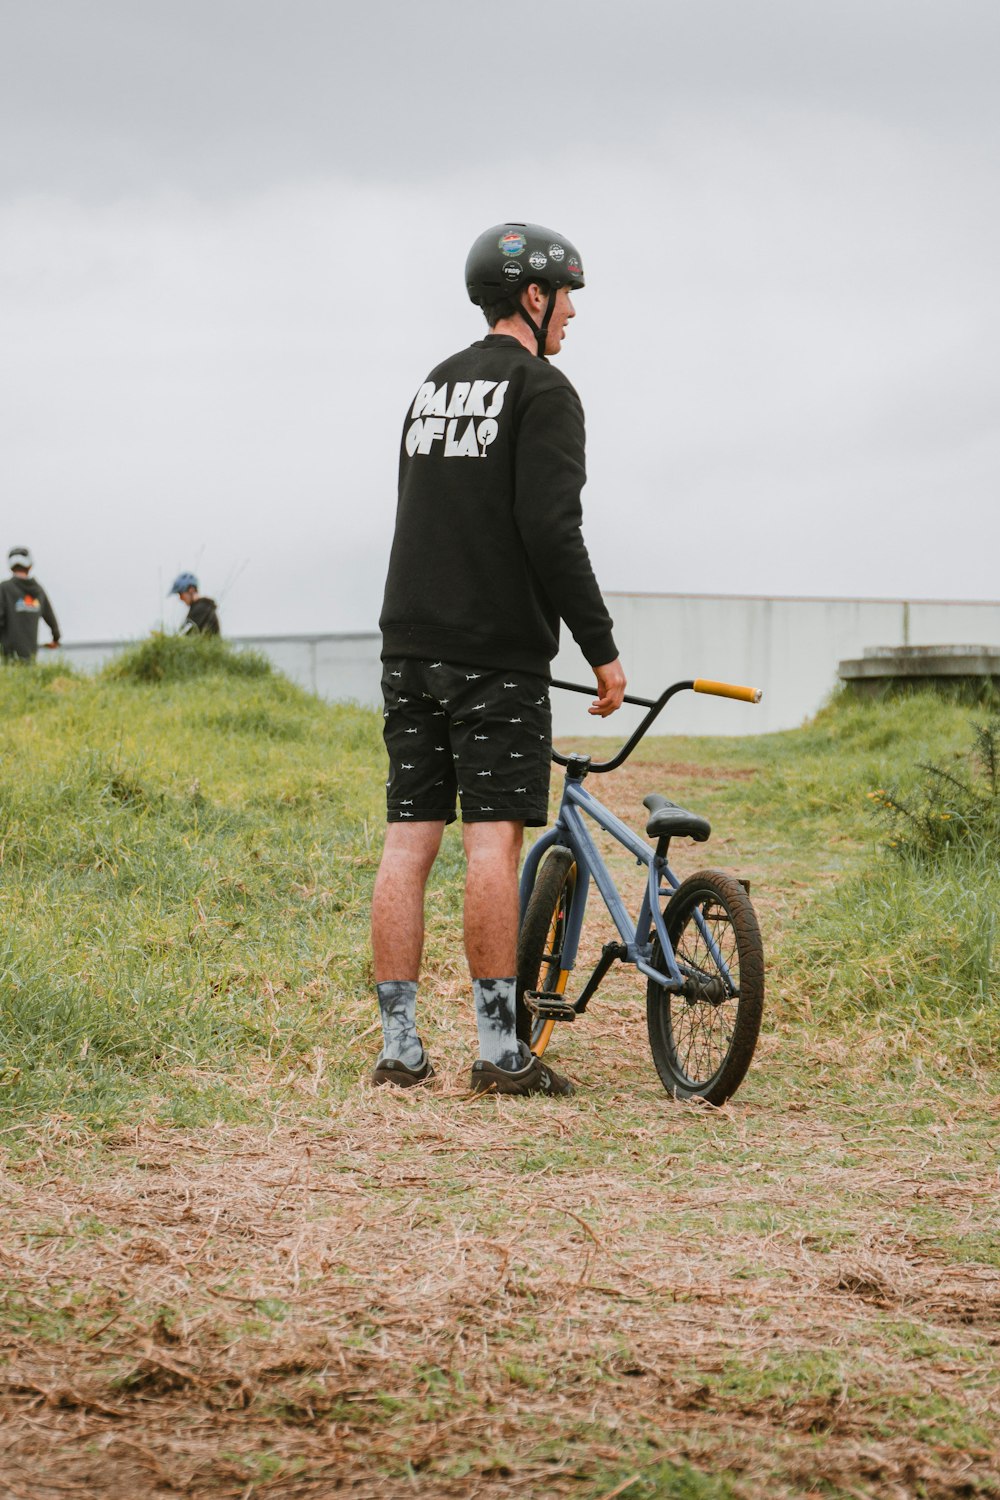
[866,718,1000,861]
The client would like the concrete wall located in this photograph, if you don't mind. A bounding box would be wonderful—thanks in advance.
[550,591,1000,737]
[550,593,995,738]
[236,633,380,705]
[58,591,1000,738]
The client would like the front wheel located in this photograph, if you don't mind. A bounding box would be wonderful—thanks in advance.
[516,846,576,1056]
[646,870,764,1104]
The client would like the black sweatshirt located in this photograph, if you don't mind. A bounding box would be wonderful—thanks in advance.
[379,334,617,678]
[183,597,220,636]
[0,575,60,659]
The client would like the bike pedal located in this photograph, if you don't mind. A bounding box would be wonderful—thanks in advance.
[524,990,577,1022]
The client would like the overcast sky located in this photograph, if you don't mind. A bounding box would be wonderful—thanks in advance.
[2,0,998,641]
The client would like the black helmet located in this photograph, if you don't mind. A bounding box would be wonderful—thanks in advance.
[465,222,585,308]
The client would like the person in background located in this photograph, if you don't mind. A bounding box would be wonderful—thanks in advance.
[0,546,61,661]
[168,573,220,636]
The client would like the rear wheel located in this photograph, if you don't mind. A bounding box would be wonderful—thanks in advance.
[646,870,763,1104]
[516,846,576,1056]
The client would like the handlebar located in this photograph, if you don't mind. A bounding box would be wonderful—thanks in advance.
[549,676,762,774]
[693,678,762,704]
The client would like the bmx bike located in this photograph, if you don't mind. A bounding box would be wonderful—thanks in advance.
[516,676,765,1105]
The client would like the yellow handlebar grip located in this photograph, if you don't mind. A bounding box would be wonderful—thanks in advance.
[693,679,763,704]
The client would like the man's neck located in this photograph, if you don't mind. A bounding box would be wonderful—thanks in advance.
[488,316,538,355]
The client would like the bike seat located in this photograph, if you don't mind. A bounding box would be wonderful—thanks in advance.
[642,793,711,842]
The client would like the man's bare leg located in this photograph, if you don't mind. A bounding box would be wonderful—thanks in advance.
[463,821,524,1069]
[462,820,523,976]
[371,820,446,982]
[370,822,445,1076]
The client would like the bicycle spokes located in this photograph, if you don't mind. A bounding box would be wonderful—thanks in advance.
[671,901,742,1077]
[647,872,764,1104]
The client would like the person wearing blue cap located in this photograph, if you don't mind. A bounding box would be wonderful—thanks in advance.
[168,573,220,636]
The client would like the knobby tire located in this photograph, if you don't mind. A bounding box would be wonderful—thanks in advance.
[516,846,576,1055]
[647,869,764,1104]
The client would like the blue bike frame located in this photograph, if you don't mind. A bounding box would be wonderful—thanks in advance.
[517,675,761,1008]
[519,777,686,993]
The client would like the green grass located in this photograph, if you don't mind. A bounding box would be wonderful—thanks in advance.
[103,629,274,684]
[1,652,997,1130]
[771,700,1000,1056]
[583,1462,747,1499]
[625,688,999,1059]
[0,644,393,1125]
[630,687,978,856]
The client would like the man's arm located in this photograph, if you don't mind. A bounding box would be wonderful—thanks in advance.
[512,384,619,673]
[40,590,60,643]
[590,657,627,717]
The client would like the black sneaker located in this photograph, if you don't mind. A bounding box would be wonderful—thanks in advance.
[470,1044,574,1097]
[372,1049,434,1088]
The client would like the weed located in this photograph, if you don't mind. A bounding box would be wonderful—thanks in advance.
[867,717,1000,860]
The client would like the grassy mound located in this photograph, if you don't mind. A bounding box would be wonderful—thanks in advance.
[0,657,395,1127]
[104,630,272,684]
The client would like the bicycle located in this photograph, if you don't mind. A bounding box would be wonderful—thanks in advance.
[516,676,765,1105]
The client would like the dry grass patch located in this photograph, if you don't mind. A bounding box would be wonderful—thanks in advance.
[1,1064,997,1498]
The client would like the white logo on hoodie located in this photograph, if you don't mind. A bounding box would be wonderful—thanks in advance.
[405,380,509,459]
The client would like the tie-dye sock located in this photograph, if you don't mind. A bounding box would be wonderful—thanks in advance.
[376,980,423,1068]
[473,977,521,1071]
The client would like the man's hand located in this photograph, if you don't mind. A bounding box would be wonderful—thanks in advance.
[589,657,626,717]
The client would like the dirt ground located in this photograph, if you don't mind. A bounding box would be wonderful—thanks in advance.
[1,759,997,1499]
[1,1086,997,1499]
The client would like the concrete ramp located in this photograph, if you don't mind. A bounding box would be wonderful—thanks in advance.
[838,644,1000,696]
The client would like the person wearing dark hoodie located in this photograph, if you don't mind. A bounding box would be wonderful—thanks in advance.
[168,572,221,636]
[0,546,60,661]
[372,222,627,1098]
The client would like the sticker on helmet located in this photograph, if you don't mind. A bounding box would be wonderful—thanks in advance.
[567,258,583,276]
[499,230,527,257]
[528,250,548,270]
[548,244,565,260]
[502,261,523,281]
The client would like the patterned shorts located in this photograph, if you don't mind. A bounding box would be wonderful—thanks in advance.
[381,658,552,825]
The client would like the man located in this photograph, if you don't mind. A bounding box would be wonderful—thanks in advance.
[168,573,221,635]
[0,546,60,661]
[372,221,626,1097]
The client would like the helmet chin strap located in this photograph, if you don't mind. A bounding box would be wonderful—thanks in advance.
[517,288,557,358]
